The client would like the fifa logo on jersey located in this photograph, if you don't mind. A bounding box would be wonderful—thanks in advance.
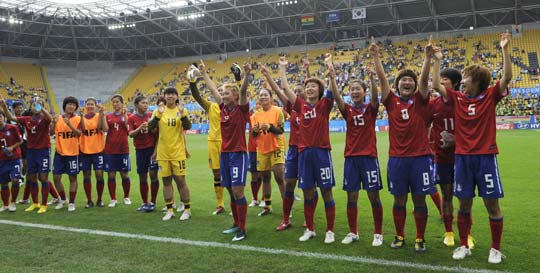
[58,131,77,139]
[83,128,100,136]
[456,184,462,192]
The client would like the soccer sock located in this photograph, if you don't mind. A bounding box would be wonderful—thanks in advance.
[282,191,295,223]
[121,178,130,198]
[413,206,428,240]
[96,178,104,202]
[214,179,224,207]
[236,197,248,232]
[184,202,191,211]
[107,178,116,200]
[166,201,174,213]
[304,198,315,231]
[140,181,148,204]
[10,183,20,203]
[69,191,77,204]
[29,181,39,204]
[430,192,443,216]
[346,201,358,234]
[22,183,30,200]
[392,205,406,238]
[40,181,50,206]
[457,210,471,247]
[230,199,239,226]
[324,200,336,232]
[1,185,9,206]
[371,200,383,235]
[83,178,92,203]
[48,181,59,199]
[264,197,272,209]
[250,180,259,201]
[150,179,159,204]
[489,217,504,250]
[443,213,454,233]
[58,190,66,201]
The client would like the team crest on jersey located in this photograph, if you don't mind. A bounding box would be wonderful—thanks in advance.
[224,115,230,121]
[121,117,125,122]
[407,99,413,105]
[6,131,10,136]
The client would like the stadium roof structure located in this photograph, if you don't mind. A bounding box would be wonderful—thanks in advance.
[0,0,539,61]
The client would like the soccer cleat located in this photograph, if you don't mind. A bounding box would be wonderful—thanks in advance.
[468,234,476,249]
[55,200,66,210]
[47,198,59,205]
[257,208,272,216]
[341,232,359,244]
[488,248,505,264]
[258,200,266,208]
[108,199,117,208]
[137,203,148,212]
[294,194,302,201]
[223,225,240,234]
[213,206,225,215]
[299,229,316,242]
[443,232,455,247]
[85,201,94,209]
[176,202,185,212]
[275,221,292,231]
[324,231,335,244]
[248,199,259,207]
[0,206,8,212]
[67,203,76,212]
[96,201,105,207]
[372,234,384,247]
[390,236,405,249]
[179,210,191,221]
[8,203,16,212]
[25,203,40,212]
[37,205,48,214]
[162,211,174,221]
[232,230,246,242]
[145,202,156,212]
[16,199,29,205]
[415,238,426,252]
[123,198,132,205]
[452,246,472,260]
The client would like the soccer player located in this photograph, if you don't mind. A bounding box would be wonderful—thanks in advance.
[0,111,23,212]
[247,107,262,208]
[432,32,512,264]
[103,95,131,207]
[148,88,192,222]
[329,64,384,246]
[10,101,28,205]
[213,62,251,242]
[51,96,82,212]
[2,98,53,213]
[280,55,337,244]
[189,62,225,215]
[371,36,434,251]
[79,98,106,208]
[251,88,286,217]
[128,96,159,212]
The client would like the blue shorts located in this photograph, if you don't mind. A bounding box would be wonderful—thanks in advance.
[387,155,435,196]
[454,154,504,199]
[26,148,51,175]
[52,153,79,176]
[79,153,104,171]
[220,152,249,188]
[104,154,131,172]
[0,159,22,183]
[434,162,454,185]
[284,145,299,179]
[343,156,383,192]
[249,152,257,173]
[136,147,158,174]
[298,148,335,190]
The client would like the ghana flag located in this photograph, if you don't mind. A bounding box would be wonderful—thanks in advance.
[301,15,314,26]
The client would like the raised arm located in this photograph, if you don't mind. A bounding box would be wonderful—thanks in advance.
[303,57,311,79]
[199,60,222,105]
[238,62,251,106]
[0,97,16,123]
[261,65,288,105]
[325,54,345,113]
[39,98,53,122]
[79,106,87,132]
[431,47,448,99]
[279,57,297,103]
[499,32,513,95]
[366,65,380,109]
[97,104,106,132]
[419,35,435,100]
[369,37,391,102]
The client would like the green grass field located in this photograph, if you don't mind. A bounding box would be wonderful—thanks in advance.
[1,130,539,273]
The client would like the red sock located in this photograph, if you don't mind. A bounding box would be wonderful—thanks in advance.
[304,199,315,231]
[236,197,248,232]
[392,205,406,237]
[230,200,238,226]
[40,182,50,206]
[282,192,294,223]
[413,206,428,239]
[457,210,471,247]
[108,178,116,200]
[58,190,66,201]
[140,182,148,204]
[489,217,503,250]
[69,191,77,203]
[430,191,443,216]
[23,184,30,200]
[150,180,159,204]
[48,181,59,198]
[83,178,92,203]
[96,179,104,202]
[324,200,336,232]
[443,213,454,232]
[1,187,9,206]
[371,201,383,235]
[29,182,39,204]
[121,178,130,198]
[346,202,358,234]
[10,185,20,203]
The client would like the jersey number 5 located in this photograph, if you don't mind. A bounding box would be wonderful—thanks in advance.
[468,104,476,116]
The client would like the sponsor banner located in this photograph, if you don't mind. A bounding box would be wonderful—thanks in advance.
[326,12,340,23]
[514,122,540,129]
[185,129,200,134]
[496,123,513,130]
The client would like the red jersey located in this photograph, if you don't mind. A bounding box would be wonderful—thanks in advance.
[247,115,257,152]
[0,124,22,160]
[445,81,507,155]
[429,97,455,163]
[340,103,378,157]
[293,95,333,152]
[17,115,51,149]
[383,91,431,157]
[128,112,157,150]
[104,113,129,154]
[284,102,301,147]
[220,103,250,153]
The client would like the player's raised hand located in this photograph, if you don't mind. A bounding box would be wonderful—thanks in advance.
[158,101,165,113]
[53,114,60,123]
[261,65,270,76]
[324,53,333,65]
[500,31,511,49]
[302,57,310,67]
[177,98,185,112]
[243,61,252,75]
[279,56,288,67]
[252,122,260,133]
[199,59,207,73]
[433,46,443,60]
[96,104,105,114]
[79,106,86,116]
[425,35,435,56]
[368,36,380,55]
[366,64,375,78]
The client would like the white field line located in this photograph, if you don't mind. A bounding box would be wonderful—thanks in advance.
[0,219,511,273]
